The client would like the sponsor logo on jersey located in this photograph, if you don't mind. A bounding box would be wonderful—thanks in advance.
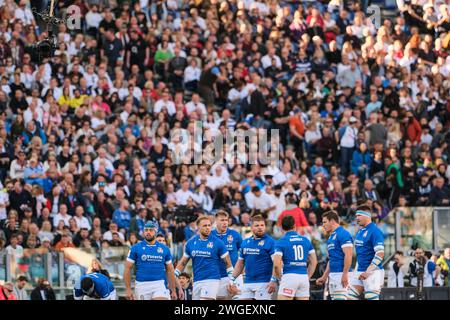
[207,242,214,248]
[141,254,163,261]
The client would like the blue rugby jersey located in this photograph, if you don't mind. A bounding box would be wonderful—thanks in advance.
[327,226,354,273]
[238,233,275,283]
[212,228,242,278]
[74,272,115,299]
[127,240,172,282]
[354,222,385,272]
[274,231,315,275]
[184,234,228,282]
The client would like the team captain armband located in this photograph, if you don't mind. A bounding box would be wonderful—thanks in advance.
[174,269,181,278]
[370,255,383,267]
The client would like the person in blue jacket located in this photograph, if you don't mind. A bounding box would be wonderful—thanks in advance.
[351,142,372,180]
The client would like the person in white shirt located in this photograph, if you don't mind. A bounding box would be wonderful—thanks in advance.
[92,147,115,173]
[339,116,358,176]
[103,222,125,241]
[184,58,202,90]
[0,187,9,223]
[85,5,103,30]
[261,47,282,69]
[9,151,27,180]
[153,90,176,116]
[269,185,287,223]
[23,101,44,127]
[206,165,230,191]
[387,251,405,288]
[250,186,276,217]
[14,0,35,25]
[42,78,63,101]
[5,234,24,262]
[185,93,207,116]
[73,206,91,231]
[20,65,34,90]
[53,204,71,228]
[83,65,99,89]
[174,180,202,205]
[190,8,206,30]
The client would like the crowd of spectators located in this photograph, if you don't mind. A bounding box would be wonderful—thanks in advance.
[0,0,449,294]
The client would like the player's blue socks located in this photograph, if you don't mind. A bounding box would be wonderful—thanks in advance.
[347,286,360,300]
[364,291,380,300]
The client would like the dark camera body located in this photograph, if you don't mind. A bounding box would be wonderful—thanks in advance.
[174,205,199,223]
[28,37,56,63]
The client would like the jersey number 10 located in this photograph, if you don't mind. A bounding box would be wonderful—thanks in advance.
[292,245,304,261]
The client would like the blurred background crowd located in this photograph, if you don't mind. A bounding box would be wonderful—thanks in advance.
[0,0,449,299]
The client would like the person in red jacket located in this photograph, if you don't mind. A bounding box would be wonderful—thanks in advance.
[277,206,309,235]
[405,111,422,146]
[0,282,17,300]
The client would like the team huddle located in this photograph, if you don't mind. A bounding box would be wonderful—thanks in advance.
[73,205,385,300]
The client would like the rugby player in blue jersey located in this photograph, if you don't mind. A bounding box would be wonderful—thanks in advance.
[74,272,116,300]
[228,215,277,300]
[273,215,318,300]
[347,205,385,300]
[316,211,353,300]
[211,210,242,300]
[175,216,234,300]
[124,221,180,300]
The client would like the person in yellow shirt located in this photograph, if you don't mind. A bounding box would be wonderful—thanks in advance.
[58,87,72,107]
[69,89,87,109]
[436,248,450,286]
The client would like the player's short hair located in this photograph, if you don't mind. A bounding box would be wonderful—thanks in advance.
[196,216,211,226]
[281,215,295,231]
[322,210,340,223]
[251,214,265,224]
[81,277,94,294]
[215,210,229,218]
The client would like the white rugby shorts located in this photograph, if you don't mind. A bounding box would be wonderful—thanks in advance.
[278,274,310,298]
[240,282,273,300]
[349,269,385,292]
[328,272,348,294]
[135,280,170,300]
[192,279,220,300]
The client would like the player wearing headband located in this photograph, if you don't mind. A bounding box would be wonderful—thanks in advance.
[347,205,385,300]
[124,221,180,300]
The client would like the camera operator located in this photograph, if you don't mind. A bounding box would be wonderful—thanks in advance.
[174,197,198,224]
[408,247,426,287]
